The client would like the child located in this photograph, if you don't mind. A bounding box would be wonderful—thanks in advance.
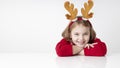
[55,0,107,57]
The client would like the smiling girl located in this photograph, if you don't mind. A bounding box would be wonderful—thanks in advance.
[55,17,107,56]
[55,0,107,57]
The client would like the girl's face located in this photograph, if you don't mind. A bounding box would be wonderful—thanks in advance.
[70,24,90,46]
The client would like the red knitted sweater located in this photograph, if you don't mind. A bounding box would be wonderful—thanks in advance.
[55,38,107,57]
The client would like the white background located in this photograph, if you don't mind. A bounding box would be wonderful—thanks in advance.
[0,0,120,55]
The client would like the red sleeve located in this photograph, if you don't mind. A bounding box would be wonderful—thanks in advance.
[84,38,107,56]
[55,39,73,57]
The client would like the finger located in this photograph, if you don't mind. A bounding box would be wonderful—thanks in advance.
[87,45,90,49]
[84,44,88,48]
[93,42,98,45]
[90,44,94,48]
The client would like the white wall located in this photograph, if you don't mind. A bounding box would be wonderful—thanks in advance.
[0,0,120,54]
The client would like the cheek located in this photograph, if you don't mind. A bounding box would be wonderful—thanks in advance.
[71,35,76,41]
[84,35,90,42]
[71,34,77,42]
[70,33,75,39]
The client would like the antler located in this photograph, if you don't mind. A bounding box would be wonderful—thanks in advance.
[64,1,78,20]
[81,0,94,19]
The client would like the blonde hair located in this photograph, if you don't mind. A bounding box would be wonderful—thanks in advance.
[62,18,96,43]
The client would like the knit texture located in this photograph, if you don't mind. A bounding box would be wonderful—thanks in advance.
[55,38,107,57]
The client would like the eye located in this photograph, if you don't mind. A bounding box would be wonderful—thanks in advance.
[74,33,79,36]
[84,33,89,35]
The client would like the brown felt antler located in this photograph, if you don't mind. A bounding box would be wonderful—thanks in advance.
[64,1,78,20]
[81,0,94,19]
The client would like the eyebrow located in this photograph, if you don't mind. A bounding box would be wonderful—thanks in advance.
[74,30,89,33]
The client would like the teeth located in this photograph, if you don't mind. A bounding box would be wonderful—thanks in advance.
[77,40,84,44]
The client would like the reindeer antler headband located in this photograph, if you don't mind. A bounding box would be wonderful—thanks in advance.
[64,0,94,21]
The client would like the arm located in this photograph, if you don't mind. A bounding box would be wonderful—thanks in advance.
[72,45,83,55]
[55,39,83,56]
[84,38,107,56]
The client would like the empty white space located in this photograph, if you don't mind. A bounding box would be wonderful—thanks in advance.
[0,0,120,55]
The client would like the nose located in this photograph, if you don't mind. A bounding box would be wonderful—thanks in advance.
[78,35,84,41]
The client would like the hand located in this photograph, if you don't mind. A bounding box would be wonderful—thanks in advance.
[84,43,98,49]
